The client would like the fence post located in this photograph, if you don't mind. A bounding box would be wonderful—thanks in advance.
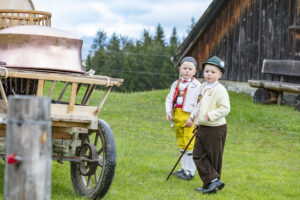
[4,96,52,200]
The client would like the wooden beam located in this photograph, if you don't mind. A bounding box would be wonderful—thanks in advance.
[76,83,82,95]
[52,121,90,128]
[262,59,300,76]
[277,92,283,105]
[0,78,8,107]
[9,78,12,94]
[20,78,23,94]
[248,79,300,93]
[52,127,88,134]
[0,128,5,137]
[82,84,95,105]
[57,82,69,101]
[52,132,73,140]
[47,81,56,97]
[36,79,45,96]
[96,86,112,115]
[25,79,30,95]
[68,82,78,113]
[14,78,18,94]
[0,68,123,87]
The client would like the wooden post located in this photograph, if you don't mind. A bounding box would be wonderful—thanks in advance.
[68,82,78,113]
[277,92,283,105]
[4,96,52,200]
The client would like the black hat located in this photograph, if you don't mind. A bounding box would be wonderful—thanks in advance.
[180,56,198,68]
[201,56,225,73]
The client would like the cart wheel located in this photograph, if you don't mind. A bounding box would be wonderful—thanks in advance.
[70,119,116,199]
[254,88,278,104]
[294,95,300,112]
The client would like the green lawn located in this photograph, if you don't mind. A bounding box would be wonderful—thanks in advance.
[1,89,300,199]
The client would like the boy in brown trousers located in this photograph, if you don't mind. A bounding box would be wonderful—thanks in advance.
[186,56,230,194]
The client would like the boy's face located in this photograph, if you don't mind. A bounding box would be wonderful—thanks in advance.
[204,64,222,83]
[179,61,197,80]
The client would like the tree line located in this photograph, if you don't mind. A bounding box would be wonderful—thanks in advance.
[85,24,188,92]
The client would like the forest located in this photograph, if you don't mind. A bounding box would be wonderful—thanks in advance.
[85,23,195,92]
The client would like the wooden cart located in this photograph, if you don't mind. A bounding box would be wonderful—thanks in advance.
[0,67,123,199]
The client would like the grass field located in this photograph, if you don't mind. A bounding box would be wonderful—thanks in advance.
[0,88,300,200]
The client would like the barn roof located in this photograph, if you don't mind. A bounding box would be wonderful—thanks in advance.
[174,0,227,66]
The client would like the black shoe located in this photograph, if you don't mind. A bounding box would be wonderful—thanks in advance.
[177,170,194,180]
[195,187,204,192]
[217,180,225,191]
[172,169,184,177]
[202,180,224,194]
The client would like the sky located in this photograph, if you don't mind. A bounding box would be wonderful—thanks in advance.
[32,0,213,58]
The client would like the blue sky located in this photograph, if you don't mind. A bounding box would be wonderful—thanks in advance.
[33,0,213,59]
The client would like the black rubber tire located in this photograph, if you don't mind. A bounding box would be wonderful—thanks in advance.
[253,88,278,104]
[70,119,116,199]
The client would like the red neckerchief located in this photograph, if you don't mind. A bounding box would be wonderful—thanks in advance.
[172,78,194,110]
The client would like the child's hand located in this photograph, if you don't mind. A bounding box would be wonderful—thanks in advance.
[185,117,193,127]
[204,113,210,121]
[166,113,173,121]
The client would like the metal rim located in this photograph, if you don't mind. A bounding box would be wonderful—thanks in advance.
[75,129,105,191]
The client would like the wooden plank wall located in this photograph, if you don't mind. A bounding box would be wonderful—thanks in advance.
[188,0,300,83]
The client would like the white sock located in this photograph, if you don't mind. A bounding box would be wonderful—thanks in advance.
[186,150,196,176]
[182,154,188,172]
[180,149,185,170]
[211,178,218,182]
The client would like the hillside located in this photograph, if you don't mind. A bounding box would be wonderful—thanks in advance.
[0,89,299,199]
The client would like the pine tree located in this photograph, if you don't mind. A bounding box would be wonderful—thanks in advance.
[91,29,107,51]
[87,29,107,75]
[186,17,196,35]
[154,23,165,47]
[86,24,182,92]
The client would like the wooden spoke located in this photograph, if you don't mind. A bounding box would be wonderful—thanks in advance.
[98,148,103,155]
[98,157,104,167]
[87,175,92,188]
[94,171,98,183]
[87,135,91,144]
[94,135,99,146]
[80,175,87,186]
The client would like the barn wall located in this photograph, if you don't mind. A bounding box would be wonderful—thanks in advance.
[188,0,300,83]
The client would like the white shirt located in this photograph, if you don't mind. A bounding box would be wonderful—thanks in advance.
[176,78,191,106]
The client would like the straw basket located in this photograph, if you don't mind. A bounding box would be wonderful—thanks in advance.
[0,9,51,29]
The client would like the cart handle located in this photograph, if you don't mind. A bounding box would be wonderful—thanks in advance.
[0,66,8,79]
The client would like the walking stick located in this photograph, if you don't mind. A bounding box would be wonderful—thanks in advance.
[166,128,197,181]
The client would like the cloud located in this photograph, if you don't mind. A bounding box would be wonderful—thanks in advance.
[33,0,212,40]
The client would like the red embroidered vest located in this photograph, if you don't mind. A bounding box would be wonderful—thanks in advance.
[171,78,194,110]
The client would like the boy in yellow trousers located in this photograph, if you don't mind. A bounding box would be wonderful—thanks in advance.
[186,56,230,194]
[165,57,201,180]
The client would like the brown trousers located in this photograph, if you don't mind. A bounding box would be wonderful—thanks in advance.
[193,124,227,188]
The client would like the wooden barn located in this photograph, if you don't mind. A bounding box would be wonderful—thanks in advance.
[174,0,300,109]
